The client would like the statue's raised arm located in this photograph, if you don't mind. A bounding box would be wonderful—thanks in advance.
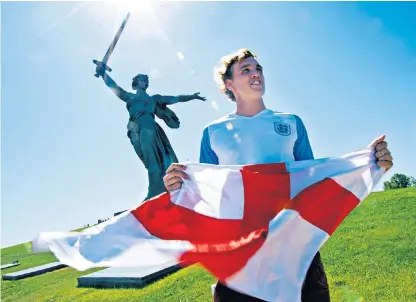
[96,63,129,102]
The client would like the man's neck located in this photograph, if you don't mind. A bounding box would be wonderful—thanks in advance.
[235,97,266,117]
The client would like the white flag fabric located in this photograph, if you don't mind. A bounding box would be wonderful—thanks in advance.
[33,148,383,302]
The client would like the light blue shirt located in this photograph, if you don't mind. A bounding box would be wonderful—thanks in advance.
[199,109,313,165]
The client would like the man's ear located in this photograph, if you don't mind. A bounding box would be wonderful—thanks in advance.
[225,79,234,93]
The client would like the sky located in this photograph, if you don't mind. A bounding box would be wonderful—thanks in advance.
[1,1,415,248]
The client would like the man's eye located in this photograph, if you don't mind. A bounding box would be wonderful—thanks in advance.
[242,69,249,73]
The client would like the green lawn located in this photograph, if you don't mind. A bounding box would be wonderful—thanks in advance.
[2,187,415,301]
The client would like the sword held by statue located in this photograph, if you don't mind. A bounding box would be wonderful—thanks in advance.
[93,12,131,77]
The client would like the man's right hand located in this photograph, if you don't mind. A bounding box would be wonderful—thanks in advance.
[163,163,188,191]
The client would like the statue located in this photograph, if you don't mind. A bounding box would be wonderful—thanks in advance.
[92,12,206,201]
[95,66,206,201]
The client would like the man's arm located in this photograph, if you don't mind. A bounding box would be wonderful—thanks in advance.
[153,93,206,106]
[199,127,219,165]
[293,115,314,161]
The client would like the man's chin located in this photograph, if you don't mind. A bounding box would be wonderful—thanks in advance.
[250,85,264,91]
[249,89,265,98]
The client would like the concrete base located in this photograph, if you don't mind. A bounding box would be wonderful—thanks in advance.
[77,261,182,289]
[2,262,67,280]
[1,263,20,270]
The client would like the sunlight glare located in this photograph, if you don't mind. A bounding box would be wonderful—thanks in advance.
[104,0,154,15]
[177,52,185,61]
[211,101,220,111]
[98,0,170,39]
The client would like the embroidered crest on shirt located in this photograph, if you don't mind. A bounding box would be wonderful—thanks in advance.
[274,122,291,136]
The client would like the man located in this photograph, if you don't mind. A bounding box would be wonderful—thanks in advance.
[95,63,206,200]
[163,49,393,301]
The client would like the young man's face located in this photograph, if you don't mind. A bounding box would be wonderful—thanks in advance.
[226,56,265,101]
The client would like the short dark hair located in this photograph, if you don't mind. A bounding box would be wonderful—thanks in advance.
[214,48,257,101]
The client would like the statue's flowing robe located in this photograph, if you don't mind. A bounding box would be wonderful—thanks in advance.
[125,91,181,200]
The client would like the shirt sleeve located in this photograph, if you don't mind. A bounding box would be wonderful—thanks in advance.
[293,115,314,161]
[199,127,219,165]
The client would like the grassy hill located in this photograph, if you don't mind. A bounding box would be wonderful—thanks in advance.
[2,187,415,301]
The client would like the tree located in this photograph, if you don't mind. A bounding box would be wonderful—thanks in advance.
[383,181,393,190]
[410,176,416,187]
[383,173,412,190]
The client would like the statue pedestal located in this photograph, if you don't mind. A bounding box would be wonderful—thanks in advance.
[77,260,182,288]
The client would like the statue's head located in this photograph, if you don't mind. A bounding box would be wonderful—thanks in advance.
[132,74,149,90]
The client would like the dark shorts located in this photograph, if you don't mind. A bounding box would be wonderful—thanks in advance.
[213,252,330,302]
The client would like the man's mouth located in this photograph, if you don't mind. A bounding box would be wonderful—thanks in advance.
[250,80,262,86]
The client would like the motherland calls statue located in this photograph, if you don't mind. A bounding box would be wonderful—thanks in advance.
[95,66,206,201]
[93,13,206,201]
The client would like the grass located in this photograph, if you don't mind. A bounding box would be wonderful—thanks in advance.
[2,187,415,301]
[321,187,416,302]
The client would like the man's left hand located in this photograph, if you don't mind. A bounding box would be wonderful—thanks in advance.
[369,135,393,172]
